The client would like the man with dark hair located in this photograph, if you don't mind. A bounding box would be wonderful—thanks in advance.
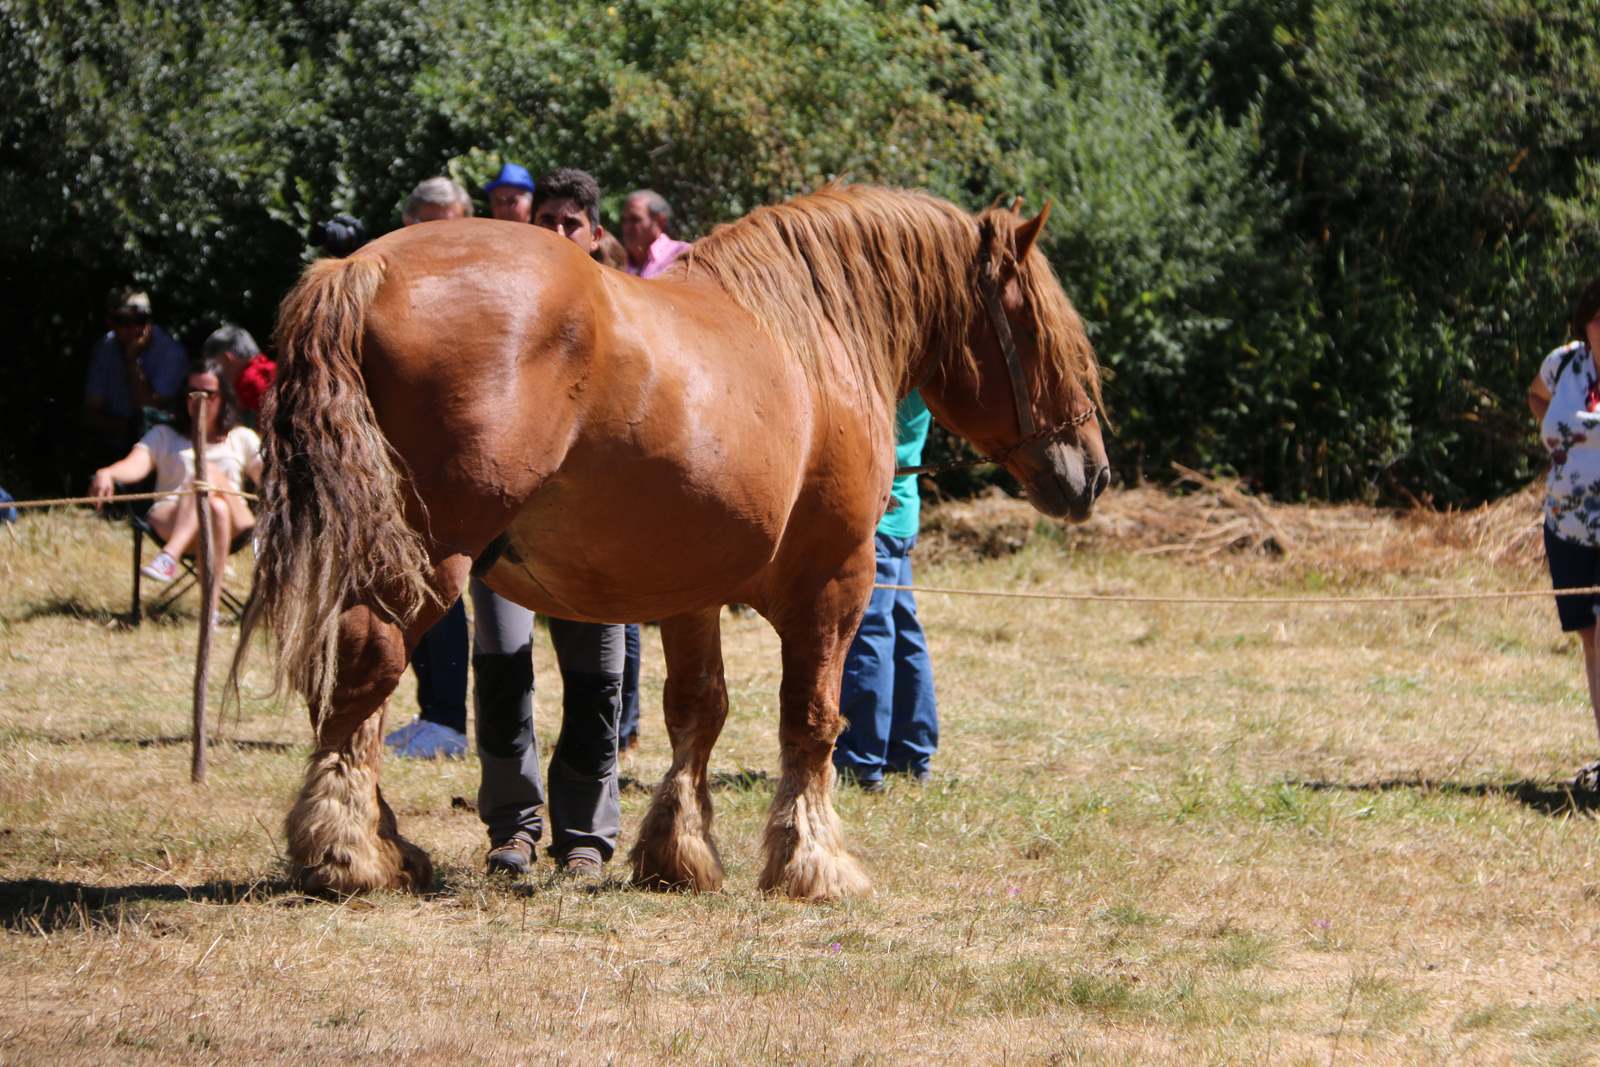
[528,170,651,752]
[466,165,634,879]
[531,167,606,252]
[621,189,692,278]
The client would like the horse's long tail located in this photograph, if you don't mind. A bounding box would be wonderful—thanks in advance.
[232,254,436,723]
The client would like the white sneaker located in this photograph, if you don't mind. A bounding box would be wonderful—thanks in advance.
[141,552,179,582]
[397,720,468,760]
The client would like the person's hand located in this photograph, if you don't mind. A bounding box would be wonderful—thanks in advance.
[88,469,116,511]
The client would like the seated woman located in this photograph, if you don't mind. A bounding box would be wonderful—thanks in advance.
[89,359,262,618]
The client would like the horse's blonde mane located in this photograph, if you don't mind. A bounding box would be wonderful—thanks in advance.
[679,183,1100,410]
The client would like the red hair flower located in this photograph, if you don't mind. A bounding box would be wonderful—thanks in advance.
[236,355,277,412]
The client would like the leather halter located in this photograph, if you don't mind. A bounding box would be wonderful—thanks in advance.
[895,269,1096,478]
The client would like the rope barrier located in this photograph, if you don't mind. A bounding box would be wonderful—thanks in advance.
[878,582,1598,606]
[4,484,257,510]
[4,487,1580,608]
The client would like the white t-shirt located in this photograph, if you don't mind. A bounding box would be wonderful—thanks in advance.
[135,424,261,503]
[1539,341,1600,545]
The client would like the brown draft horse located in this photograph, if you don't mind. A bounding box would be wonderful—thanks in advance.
[238,183,1109,900]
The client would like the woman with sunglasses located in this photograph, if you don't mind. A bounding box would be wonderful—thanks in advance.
[1528,277,1600,789]
[88,359,262,620]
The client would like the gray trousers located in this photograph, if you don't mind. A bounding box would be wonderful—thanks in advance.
[470,577,624,860]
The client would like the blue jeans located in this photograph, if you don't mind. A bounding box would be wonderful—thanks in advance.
[411,597,468,733]
[833,533,938,782]
[619,624,642,744]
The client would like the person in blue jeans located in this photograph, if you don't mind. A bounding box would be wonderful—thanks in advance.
[834,391,938,792]
[383,177,478,760]
[386,597,470,757]
[618,624,643,751]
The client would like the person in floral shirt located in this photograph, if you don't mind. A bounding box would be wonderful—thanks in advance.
[1528,277,1600,789]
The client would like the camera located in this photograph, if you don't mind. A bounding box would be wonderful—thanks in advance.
[307,213,368,257]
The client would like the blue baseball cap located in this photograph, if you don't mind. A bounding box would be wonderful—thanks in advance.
[483,162,535,195]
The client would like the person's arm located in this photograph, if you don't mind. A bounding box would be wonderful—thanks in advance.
[122,347,162,410]
[142,335,189,412]
[238,429,264,486]
[82,343,131,437]
[1529,372,1552,423]
[88,444,156,510]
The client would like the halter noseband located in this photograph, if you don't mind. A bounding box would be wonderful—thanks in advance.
[895,260,1096,478]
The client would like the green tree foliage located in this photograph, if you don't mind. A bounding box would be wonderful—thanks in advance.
[1151,0,1600,499]
[1,0,1596,504]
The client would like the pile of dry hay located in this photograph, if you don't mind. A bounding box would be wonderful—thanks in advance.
[919,465,1546,575]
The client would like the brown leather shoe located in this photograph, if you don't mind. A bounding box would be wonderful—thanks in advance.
[557,845,604,879]
[486,833,535,877]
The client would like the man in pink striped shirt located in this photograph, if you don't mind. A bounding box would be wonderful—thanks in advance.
[620,189,692,278]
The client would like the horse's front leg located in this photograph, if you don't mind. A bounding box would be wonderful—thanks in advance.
[760,570,875,901]
[286,558,468,894]
[631,607,729,892]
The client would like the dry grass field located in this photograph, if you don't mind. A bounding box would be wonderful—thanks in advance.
[2,485,1599,1065]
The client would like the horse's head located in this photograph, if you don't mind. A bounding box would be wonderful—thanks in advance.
[922,201,1110,522]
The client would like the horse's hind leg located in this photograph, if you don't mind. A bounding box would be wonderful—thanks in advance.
[631,608,728,892]
[759,577,874,901]
[286,559,467,894]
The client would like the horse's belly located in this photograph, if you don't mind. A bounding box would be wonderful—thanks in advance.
[482,475,785,623]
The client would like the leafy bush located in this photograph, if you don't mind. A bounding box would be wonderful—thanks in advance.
[2,0,1596,506]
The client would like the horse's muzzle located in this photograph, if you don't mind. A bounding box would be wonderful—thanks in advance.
[1014,441,1109,523]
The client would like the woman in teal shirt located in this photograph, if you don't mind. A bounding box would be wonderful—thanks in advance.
[833,392,939,791]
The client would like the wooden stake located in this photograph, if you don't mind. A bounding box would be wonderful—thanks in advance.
[191,394,212,784]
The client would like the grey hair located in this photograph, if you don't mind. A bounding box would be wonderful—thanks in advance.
[627,189,672,228]
[202,323,260,361]
[402,177,473,223]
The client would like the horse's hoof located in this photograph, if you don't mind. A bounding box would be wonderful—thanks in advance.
[295,860,382,897]
[629,840,724,894]
[759,848,872,902]
[392,836,434,891]
[291,836,433,896]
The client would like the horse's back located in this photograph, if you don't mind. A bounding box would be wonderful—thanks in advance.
[499,268,823,620]
[352,220,821,621]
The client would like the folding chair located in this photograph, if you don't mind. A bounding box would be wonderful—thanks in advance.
[129,509,252,626]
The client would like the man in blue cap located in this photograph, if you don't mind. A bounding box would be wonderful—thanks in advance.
[484,162,535,223]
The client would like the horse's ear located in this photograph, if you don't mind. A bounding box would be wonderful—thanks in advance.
[1012,200,1053,261]
[1009,195,1024,214]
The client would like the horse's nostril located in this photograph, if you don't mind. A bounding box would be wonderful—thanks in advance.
[1092,466,1110,500]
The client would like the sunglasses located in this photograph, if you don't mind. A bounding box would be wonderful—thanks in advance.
[111,312,151,327]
